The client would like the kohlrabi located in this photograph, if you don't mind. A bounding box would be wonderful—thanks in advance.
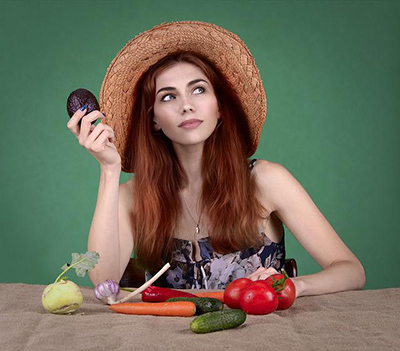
[42,251,99,314]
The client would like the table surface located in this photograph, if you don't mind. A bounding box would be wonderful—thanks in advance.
[1,283,399,351]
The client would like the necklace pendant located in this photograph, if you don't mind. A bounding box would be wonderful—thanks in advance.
[195,225,200,235]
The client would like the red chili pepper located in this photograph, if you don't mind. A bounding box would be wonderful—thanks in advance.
[141,285,197,302]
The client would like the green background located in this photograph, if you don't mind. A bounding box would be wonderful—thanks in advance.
[1,0,399,289]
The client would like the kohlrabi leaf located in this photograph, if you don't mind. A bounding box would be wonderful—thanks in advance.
[56,251,100,283]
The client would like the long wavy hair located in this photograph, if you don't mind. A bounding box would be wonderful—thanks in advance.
[128,52,268,272]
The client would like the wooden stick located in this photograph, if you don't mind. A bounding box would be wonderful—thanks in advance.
[113,263,171,304]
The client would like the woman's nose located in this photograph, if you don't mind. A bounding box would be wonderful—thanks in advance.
[182,106,194,113]
[180,97,195,114]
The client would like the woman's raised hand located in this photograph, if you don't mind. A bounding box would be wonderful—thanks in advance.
[67,106,121,169]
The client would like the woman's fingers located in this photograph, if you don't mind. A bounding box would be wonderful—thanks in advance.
[248,267,279,281]
[66,108,104,138]
[79,111,105,143]
[90,127,116,152]
[248,267,264,279]
[67,107,87,137]
[66,109,121,167]
[84,123,115,147]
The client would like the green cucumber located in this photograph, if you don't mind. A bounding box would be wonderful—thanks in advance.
[190,309,246,334]
[166,297,223,315]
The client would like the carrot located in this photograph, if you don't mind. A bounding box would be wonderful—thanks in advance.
[194,291,225,303]
[109,301,196,317]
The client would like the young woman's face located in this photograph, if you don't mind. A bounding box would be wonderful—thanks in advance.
[153,62,220,148]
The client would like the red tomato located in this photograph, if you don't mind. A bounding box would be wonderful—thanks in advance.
[224,278,254,309]
[239,281,278,315]
[265,272,296,310]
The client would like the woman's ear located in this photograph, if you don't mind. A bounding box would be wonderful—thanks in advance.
[153,118,161,131]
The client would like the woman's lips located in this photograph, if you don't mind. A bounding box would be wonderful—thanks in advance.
[179,119,203,129]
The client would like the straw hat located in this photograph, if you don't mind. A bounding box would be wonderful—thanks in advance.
[99,21,267,173]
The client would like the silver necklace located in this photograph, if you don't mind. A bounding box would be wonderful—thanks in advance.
[182,192,203,236]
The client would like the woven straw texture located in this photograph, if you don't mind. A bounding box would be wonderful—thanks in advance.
[100,21,267,173]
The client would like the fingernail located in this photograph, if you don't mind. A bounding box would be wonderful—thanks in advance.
[80,104,88,111]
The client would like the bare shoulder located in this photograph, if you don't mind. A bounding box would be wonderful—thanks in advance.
[120,177,134,191]
[252,159,285,176]
[252,159,298,213]
[119,178,135,212]
[252,159,291,188]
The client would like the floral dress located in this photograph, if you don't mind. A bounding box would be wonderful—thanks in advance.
[145,159,286,290]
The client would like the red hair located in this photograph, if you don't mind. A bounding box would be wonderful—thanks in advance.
[128,52,267,271]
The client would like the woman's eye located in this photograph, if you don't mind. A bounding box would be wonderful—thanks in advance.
[160,87,204,101]
[161,94,174,102]
[193,87,205,94]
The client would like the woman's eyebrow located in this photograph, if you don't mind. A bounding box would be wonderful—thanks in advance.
[156,79,208,95]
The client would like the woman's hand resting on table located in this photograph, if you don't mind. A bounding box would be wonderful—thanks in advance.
[248,266,279,281]
[247,267,301,298]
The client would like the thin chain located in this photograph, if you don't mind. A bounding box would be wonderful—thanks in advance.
[182,191,203,237]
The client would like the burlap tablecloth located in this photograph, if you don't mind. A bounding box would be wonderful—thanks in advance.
[1,283,399,351]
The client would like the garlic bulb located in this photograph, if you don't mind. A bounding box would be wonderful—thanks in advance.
[93,279,120,304]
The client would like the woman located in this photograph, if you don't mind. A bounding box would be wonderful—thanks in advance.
[67,21,365,297]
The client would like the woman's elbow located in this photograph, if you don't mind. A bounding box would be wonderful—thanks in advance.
[354,259,366,290]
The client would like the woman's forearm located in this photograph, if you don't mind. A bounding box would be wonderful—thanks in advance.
[292,260,366,298]
[87,164,121,286]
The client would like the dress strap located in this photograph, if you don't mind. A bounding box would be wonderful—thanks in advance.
[249,158,258,171]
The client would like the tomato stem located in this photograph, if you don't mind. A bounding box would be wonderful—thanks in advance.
[269,269,289,293]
